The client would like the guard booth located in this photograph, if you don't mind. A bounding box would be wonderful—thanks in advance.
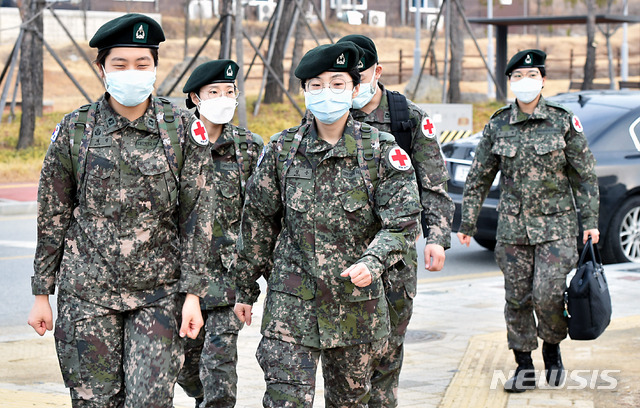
[417,103,473,144]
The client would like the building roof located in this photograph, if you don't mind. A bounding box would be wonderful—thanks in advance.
[468,14,640,26]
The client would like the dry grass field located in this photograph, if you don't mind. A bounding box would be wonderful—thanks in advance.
[0,16,639,182]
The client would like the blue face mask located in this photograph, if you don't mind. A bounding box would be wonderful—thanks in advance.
[103,67,156,107]
[304,88,354,124]
[352,75,377,109]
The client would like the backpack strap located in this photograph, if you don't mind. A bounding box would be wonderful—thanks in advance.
[71,102,98,189]
[233,127,250,193]
[275,123,308,203]
[156,97,183,182]
[353,122,380,205]
[386,89,414,154]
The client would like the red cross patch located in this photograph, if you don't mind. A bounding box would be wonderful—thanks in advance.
[572,115,584,133]
[388,147,412,171]
[421,116,436,138]
[190,119,209,146]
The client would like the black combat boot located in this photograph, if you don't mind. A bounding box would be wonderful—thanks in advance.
[195,397,203,408]
[504,350,536,392]
[542,341,565,386]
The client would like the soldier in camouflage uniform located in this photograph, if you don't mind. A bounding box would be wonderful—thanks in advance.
[338,34,454,407]
[232,42,421,407]
[457,50,600,393]
[27,14,213,407]
[177,60,264,408]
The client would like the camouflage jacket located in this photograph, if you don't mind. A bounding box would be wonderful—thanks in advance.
[351,83,453,249]
[201,124,263,309]
[459,97,599,245]
[233,116,421,349]
[32,94,214,310]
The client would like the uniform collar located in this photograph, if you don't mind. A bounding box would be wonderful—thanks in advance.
[99,93,160,135]
[210,124,235,153]
[304,116,357,158]
[509,95,551,124]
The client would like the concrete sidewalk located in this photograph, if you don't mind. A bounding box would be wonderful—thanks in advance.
[2,264,639,407]
[2,184,639,407]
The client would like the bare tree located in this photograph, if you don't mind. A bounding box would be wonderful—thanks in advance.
[582,0,597,89]
[448,0,464,103]
[17,0,45,150]
[597,0,620,89]
[288,3,307,94]
[264,1,296,104]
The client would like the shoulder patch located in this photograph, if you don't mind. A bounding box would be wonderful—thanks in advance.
[421,116,436,138]
[571,115,584,133]
[490,105,512,119]
[190,119,209,146]
[50,123,61,143]
[387,146,412,171]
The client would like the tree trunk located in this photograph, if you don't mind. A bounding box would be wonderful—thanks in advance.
[448,0,464,103]
[264,1,296,104]
[17,0,45,150]
[582,0,597,90]
[219,0,233,59]
[288,5,306,94]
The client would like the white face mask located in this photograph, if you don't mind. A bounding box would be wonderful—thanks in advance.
[352,72,377,109]
[197,96,238,124]
[102,67,156,107]
[510,77,543,104]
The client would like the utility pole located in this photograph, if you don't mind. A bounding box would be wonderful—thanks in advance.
[487,0,495,99]
[621,0,629,81]
[413,1,421,77]
[235,0,247,128]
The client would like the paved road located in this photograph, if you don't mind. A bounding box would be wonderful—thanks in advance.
[0,210,498,333]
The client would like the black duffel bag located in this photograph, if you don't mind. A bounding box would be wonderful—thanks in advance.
[564,237,612,340]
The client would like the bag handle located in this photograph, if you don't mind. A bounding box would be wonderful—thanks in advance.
[578,236,602,267]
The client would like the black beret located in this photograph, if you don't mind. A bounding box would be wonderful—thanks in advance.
[294,42,362,80]
[89,13,165,51]
[183,60,239,108]
[505,49,546,76]
[338,34,378,71]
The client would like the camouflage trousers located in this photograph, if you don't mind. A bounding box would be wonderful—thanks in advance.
[495,236,578,351]
[256,336,386,408]
[177,306,242,408]
[54,291,184,408]
[369,262,415,408]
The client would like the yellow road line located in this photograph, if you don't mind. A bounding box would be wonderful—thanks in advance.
[0,255,33,261]
[418,270,502,284]
[0,215,36,222]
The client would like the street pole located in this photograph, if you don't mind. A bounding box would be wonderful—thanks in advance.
[413,1,421,77]
[621,0,628,81]
[235,0,247,128]
[487,0,495,99]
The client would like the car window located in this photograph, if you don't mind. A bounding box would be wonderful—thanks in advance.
[552,100,639,152]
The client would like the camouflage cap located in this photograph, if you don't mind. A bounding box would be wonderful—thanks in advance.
[183,60,239,108]
[294,42,363,80]
[505,49,546,76]
[337,34,378,71]
[89,13,165,51]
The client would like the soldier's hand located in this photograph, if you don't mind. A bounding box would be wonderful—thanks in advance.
[457,232,471,247]
[424,244,445,271]
[180,294,204,339]
[583,228,600,244]
[340,263,372,287]
[27,295,53,336]
[234,303,253,326]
